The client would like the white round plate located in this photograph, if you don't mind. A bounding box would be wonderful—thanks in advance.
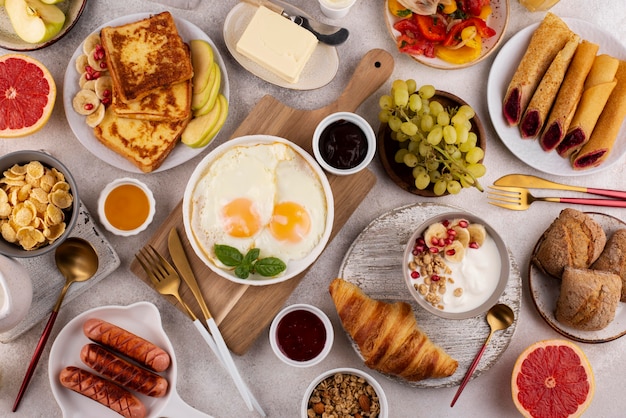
[183,135,334,286]
[529,212,626,343]
[487,18,626,176]
[48,302,213,418]
[63,13,230,174]
[338,203,522,388]
[0,0,87,51]
[383,0,509,69]
[223,2,339,90]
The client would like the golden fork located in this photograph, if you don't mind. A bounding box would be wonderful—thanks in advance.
[488,186,626,210]
[135,245,263,416]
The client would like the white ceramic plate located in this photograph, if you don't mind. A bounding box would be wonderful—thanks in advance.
[383,0,509,69]
[529,212,626,343]
[183,135,334,286]
[223,2,339,90]
[63,13,230,174]
[0,0,87,51]
[48,302,213,418]
[338,203,522,388]
[487,18,626,176]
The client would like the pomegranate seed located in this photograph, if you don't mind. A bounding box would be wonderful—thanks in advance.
[85,72,93,80]
[442,219,450,227]
[444,238,452,246]
[84,103,94,110]
[85,65,94,74]
[431,274,440,282]
[447,228,456,237]
[99,61,107,69]
[103,89,111,97]
[430,237,439,246]
[429,247,439,254]
[438,238,446,247]
[470,242,479,249]
[412,249,419,256]
[93,71,101,79]
[101,97,111,105]
[417,237,426,246]
[458,220,469,228]
[411,271,420,279]
[446,249,456,256]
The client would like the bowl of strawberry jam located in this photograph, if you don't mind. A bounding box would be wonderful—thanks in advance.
[269,303,333,367]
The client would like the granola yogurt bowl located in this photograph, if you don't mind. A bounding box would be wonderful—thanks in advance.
[301,367,388,418]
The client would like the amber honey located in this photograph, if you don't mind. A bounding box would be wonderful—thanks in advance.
[104,184,151,231]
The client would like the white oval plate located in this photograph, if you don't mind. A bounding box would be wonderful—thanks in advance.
[487,18,626,176]
[63,13,230,174]
[48,302,213,418]
[529,212,626,343]
[223,2,339,90]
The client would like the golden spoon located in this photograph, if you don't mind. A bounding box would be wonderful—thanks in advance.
[450,303,515,407]
[13,238,99,411]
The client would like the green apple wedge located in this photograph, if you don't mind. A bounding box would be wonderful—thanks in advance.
[190,39,214,95]
[197,94,229,148]
[194,62,221,117]
[181,94,228,148]
[5,0,66,44]
[191,62,216,111]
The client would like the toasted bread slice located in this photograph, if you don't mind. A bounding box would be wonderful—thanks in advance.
[100,11,193,103]
[112,79,192,121]
[94,107,190,172]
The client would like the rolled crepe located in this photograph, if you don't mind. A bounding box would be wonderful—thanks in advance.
[572,60,626,170]
[519,36,580,139]
[502,13,574,126]
[539,40,599,151]
[557,54,619,157]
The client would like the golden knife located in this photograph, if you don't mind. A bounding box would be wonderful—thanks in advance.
[494,174,626,199]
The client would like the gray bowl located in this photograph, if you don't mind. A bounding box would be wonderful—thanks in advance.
[0,150,79,258]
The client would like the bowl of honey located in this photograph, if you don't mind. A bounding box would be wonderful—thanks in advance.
[98,178,155,236]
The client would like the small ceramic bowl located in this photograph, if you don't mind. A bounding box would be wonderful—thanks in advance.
[319,0,357,19]
[0,150,79,258]
[97,178,155,237]
[403,212,509,320]
[301,367,389,418]
[312,111,376,176]
[269,303,333,368]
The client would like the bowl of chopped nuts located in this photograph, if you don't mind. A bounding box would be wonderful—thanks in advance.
[403,211,509,320]
[0,150,79,258]
[301,367,388,418]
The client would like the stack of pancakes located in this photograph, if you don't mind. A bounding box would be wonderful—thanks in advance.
[95,11,193,172]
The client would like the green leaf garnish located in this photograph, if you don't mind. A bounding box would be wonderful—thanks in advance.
[213,244,286,279]
[214,244,243,267]
[253,257,287,277]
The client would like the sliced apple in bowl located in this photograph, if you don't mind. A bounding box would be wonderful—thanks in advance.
[5,0,66,44]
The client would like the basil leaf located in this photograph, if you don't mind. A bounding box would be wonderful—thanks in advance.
[253,257,287,277]
[214,244,243,267]
[234,264,250,279]
[243,248,260,265]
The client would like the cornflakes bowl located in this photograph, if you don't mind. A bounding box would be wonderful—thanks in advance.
[0,150,79,258]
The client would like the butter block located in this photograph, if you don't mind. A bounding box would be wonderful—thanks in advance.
[236,6,318,84]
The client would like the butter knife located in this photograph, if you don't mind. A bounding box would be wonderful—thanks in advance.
[168,228,266,417]
[241,0,349,45]
[494,174,626,199]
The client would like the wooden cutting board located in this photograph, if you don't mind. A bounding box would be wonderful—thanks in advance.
[130,49,394,355]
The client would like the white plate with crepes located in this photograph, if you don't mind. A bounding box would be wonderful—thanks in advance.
[529,212,626,344]
[487,18,626,177]
[223,2,339,90]
[63,13,230,174]
[48,301,214,418]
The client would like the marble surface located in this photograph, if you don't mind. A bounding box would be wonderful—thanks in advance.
[1,1,626,417]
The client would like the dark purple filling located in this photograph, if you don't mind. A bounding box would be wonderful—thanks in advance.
[540,123,563,151]
[573,149,607,168]
[556,128,586,156]
[520,110,541,138]
[503,88,521,125]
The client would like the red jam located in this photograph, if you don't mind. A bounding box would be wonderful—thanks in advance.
[318,119,368,169]
[276,309,327,362]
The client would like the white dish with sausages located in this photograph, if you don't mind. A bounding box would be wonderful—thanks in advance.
[49,301,214,418]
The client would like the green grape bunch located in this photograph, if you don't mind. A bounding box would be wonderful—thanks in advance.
[378,79,486,195]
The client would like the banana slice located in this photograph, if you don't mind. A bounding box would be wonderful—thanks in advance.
[95,75,112,100]
[82,32,101,56]
[72,89,100,116]
[82,79,96,92]
[75,54,89,73]
[423,222,447,248]
[87,48,106,72]
[453,226,471,248]
[85,103,106,128]
[444,240,465,263]
[78,72,90,89]
[467,223,487,247]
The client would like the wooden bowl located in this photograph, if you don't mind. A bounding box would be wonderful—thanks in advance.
[377,90,486,197]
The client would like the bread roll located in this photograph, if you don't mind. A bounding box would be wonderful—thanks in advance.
[532,208,606,278]
[556,266,621,331]
[592,228,626,301]
[329,278,457,381]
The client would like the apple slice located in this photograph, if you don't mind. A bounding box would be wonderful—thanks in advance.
[5,0,66,44]
[194,63,221,117]
[190,39,214,95]
[196,94,229,148]
[182,96,222,148]
[191,62,216,111]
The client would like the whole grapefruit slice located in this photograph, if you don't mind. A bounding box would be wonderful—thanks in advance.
[512,339,594,418]
[0,53,56,138]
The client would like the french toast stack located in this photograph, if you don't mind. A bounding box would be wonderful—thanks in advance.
[95,11,193,172]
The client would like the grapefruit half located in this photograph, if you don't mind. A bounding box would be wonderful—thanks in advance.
[0,53,56,138]
[512,339,594,418]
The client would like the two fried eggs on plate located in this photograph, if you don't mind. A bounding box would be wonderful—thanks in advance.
[191,142,328,273]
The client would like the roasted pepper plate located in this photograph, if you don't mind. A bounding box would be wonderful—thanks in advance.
[384,0,509,69]
[0,0,87,51]
[49,302,214,418]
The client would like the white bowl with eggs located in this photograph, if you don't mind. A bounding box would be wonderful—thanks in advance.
[183,135,334,286]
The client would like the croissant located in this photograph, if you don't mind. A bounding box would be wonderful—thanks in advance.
[329,278,458,381]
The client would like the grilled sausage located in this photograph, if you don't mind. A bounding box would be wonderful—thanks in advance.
[59,366,146,418]
[83,318,171,372]
[81,343,168,397]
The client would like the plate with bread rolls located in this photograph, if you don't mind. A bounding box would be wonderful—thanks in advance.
[487,14,626,176]
[529,209,626,343]
[334,202,522,388]
[48,302,214,418]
